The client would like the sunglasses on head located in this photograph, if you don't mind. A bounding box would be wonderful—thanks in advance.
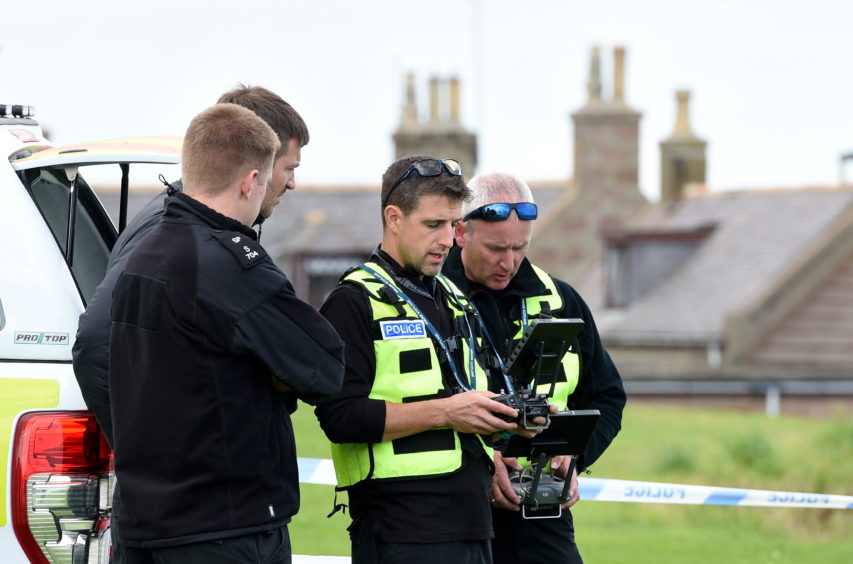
[383,158,463,208]
[463,202,538,222]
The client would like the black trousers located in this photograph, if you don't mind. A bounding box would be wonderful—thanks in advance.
[119,526,291,564]
[352,538,491,564]
[110,486,124,563]
[491,507,582,564]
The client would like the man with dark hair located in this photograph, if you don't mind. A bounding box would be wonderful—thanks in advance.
[71,86,314,560]
[74,84,308,446]
[442,172,626,564]
[315,155,521,564]
[217,84,308,220]
[109,103,343,562]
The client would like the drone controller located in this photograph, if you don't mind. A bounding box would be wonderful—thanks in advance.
[491,390,551,431]
[508,453,575,519]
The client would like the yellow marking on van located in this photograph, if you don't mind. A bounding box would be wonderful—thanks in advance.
[0,378,60,527]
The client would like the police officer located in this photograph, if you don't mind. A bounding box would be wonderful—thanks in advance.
[315,155,521,564]
[74,85,309,447]
[442,172,627,564]
[72,85,311,561]
[108,104,344,562]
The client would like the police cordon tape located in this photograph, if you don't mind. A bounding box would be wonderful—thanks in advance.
[296,457,853,510]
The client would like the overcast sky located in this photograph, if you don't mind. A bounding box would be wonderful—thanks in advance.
[4,0,851,200]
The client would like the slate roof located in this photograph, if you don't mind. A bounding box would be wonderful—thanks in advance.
[750,249,853,369]
[581,187,853,345]
[253,182,567,261]
[261,185,383,259]
[95,181,568,264]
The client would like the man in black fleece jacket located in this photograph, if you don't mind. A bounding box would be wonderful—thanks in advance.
[72,86,310,560]
[108,103,344,563]
[442,172,626,564]
[73,85,308,445]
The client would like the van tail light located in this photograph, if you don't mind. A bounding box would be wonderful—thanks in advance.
[11,411,114,564]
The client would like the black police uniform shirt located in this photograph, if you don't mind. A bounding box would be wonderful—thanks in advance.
[442,245,626,473]
[109,192,344,547]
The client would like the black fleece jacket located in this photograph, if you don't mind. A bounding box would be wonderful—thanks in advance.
[108,192,344,547]
[442,245,626,471]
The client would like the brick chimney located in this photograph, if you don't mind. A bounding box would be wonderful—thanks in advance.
[572,45,642,196]
[392,73,478,177]
[659,90,707,204]
[527,45,648,286]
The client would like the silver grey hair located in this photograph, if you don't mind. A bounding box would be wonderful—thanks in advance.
[462,172,535,218]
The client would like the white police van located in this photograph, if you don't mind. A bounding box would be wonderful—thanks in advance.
[0,103,180,563]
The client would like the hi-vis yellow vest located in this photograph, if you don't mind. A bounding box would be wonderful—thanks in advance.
[330,262,492,489]
[511,265,580,410]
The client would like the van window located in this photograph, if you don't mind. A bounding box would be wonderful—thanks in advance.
[19,167,116,304]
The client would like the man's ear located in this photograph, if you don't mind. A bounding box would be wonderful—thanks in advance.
[239,169,259,200]
[384,204,402,232]
[454,221,467,247]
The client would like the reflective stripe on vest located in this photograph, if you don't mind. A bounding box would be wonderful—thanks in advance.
[330,262,492,488]
[511,264,580,411]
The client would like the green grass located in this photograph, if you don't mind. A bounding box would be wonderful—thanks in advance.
[289,402,853,561]
[289,405,351,556]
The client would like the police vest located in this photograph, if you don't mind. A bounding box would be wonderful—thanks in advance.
[330,262,492,489]
[510,264,580,411]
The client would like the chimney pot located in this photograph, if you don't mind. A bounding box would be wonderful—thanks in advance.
[429,76,440,123]
[613,46,626,101]
[402,72,418,125]
[586,46,602,102]
[449,76,460,124]
[674,89,692,134]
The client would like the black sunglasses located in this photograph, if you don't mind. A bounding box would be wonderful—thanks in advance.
[463,202,538,222]
[383,158,463,208]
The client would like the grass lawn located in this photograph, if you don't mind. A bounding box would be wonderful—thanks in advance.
[289,402,852,562]
[288,404,351,556]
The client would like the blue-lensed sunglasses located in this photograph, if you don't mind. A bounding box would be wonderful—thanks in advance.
[463,202,538,222]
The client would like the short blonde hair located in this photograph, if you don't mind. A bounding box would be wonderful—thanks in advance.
[463,172,535,218]
[182,103,280,195]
